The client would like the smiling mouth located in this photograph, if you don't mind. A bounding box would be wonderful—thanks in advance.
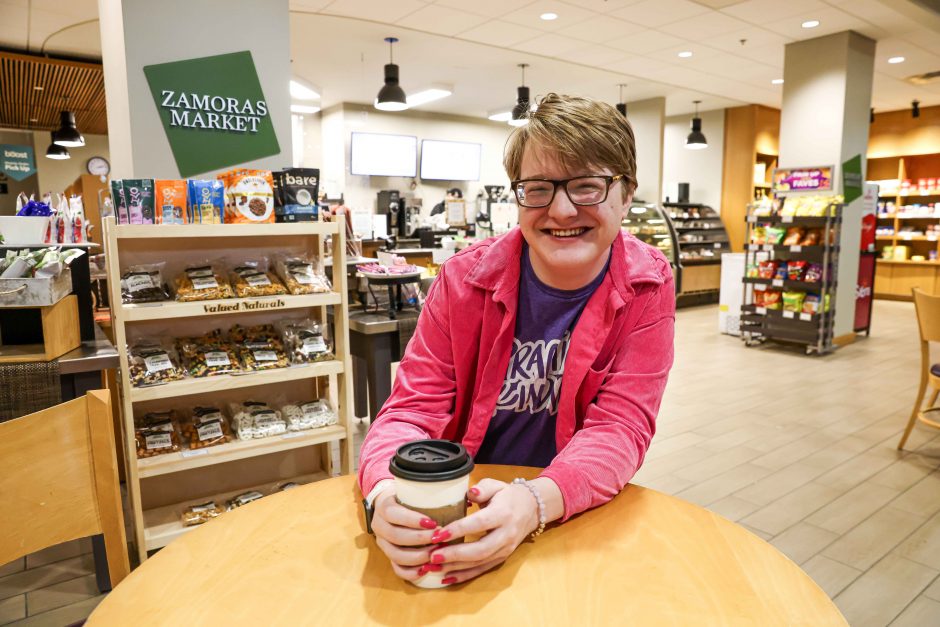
[543,227,590,238]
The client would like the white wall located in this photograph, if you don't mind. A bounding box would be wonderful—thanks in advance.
[662,109,725,210]
[31,132,111,195]
[307,103,513,216]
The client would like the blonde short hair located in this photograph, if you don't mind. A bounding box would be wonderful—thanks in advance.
[503,93,638,199]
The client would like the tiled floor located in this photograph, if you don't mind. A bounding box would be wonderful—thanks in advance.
[3,299,939,625]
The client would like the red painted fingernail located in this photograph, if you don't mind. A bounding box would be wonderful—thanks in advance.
[418,565,429,576]
[424,563,443,572]
[469,487,480,496]
[419,518,437,529]
[431,529,451,543]
[442,576,458,585]
[430,552,445,564]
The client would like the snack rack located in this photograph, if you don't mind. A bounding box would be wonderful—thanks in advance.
[739,199,842,355]
[103,219,355,562]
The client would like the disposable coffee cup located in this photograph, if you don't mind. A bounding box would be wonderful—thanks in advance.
[389,439,474,589]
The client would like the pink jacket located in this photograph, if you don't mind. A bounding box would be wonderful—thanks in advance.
[357,228,675,521]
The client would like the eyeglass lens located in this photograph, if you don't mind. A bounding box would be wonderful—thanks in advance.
[515,177,610,207]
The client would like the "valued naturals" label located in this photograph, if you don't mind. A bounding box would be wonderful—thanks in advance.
[202,298,287,314]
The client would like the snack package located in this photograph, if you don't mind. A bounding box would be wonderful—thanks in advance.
[801,229,822,246]
[220,169,275,223]
[278,319,333,364]
[782,291,805,312]
[751,226,766,245]
[773,262,788,281]
[804,263,823,283]
[155,180,188,225]
[787,261,808,282]
[230,260,288,298]
[237,337,290,371]
[274,255,332,295]
[753,289,766,308]
[181,406,234,450]
[128,339,185,387]
[765,226,786,245]
[135,410,182,458]
[802,294,821,315]
[274,168,320,223]
[281,399,337,431]
[746,263,759,279]
[763,290,782,310]
[182,501,225,526]
[110,181,129,224]
[121,263,170,303]
[177,335,241,377]
[230,401,287,439]
[174,263,236,301]
[757,260,778,280]
[226,491,265,511]
[123,179,155,224]
[187,179,224,224]
[783,227,805,246]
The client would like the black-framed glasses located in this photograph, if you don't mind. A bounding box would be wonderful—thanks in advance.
[510,175,626,208]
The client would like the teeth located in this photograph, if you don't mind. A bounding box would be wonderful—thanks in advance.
[550,228,586,237]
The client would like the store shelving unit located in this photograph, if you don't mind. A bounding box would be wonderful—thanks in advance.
[104,219,355,561]
[740,201,842,355]
[664,202,731,302]
[621,202,680,292]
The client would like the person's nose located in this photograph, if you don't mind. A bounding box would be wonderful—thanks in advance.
[546,184,579,222]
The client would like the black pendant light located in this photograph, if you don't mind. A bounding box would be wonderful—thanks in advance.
[912,100,920,119]
[46,131,70,160]
[53,111,85,147]
[616,83,628,117]
[509,64,530,127]
[685,100,708,150]
[375,37,408,112]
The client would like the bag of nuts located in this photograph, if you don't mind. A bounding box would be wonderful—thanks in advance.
[128,339,186,387]
[274,254,331,295]
[229,258,287,298]
[120,262,170,304]
[277,318,333,365]
[135,410,183,458]
[174,262,235,302]
[177,333,241,377]
[181,406,234,450]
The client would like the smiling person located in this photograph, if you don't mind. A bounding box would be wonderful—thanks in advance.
[358,93,676,585]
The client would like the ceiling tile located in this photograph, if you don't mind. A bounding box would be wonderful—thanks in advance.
[563,45,630,67]
[644,44,723,64]
[760,6,873,40]
[557,0,646,13]
[556,15,647,43]
[824,0,924,33]
[289,0,335,10]
[608,0,710,28]
[322,0,426,23]
[873,39,940,81]
[744,43,785,67]
[659,11,751,40]
[605,30,685,54]
[606,56,675,79]
[502,0,596,32]
[720,0,828,25]
[701,27,791,53]
[457,20,544,47]
[512,33,587,57]
[398,5,489,36]
[900,29,940,57]
[435,0,539,19]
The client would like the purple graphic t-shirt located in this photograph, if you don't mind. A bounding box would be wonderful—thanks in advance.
[474,245,609,467]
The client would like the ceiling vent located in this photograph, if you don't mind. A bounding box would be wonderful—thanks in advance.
[907,70,940,86]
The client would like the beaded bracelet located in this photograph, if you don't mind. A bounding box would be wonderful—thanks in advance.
[512,478,546,539]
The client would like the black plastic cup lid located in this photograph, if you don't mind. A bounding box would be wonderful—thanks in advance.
[389,440,474,482]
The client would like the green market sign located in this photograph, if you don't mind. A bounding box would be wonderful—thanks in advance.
[144,51,280,177]
[0,144,36,181]
[842,154,863,204]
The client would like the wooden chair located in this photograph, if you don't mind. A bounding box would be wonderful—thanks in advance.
[0,390,130,586]
[899,289,940,449]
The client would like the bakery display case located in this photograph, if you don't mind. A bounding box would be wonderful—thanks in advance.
[621,202,679,290]
[664,202,730,300]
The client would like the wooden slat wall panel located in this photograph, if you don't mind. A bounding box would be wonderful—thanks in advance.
[0,50,107,135]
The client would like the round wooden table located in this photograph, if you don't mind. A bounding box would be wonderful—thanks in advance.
[88,466,845,626]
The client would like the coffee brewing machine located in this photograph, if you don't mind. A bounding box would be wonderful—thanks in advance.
[376,190,401,236]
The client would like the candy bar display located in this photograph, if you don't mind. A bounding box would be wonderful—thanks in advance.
[181,501,225,527]
[174,264,235,301]
[274,255,332,295]
[281,400,337,431]
[181,407,235,450]
[135,411,183,458]
[230,260,287,298]
[120,263,170,304]
[128,340,185,387]
[278,319,333,364]
[230,401,287,439]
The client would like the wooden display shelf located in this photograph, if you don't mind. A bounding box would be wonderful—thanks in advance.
[876,259,940,266]
[142,471,329,551]
[121,292,342,322]
[745,215,835,226]
[744,277,833,293]
[130,361,343,403]
[745,244,831,255]
[897,215,940,220]
[138,425,346,478]
[110,222,338,239]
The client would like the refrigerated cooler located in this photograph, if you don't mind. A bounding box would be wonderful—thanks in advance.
[622,202,680,292]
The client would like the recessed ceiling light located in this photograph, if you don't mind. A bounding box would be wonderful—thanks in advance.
[487,110,512,122]
[678,51,693,58]
[801,20,820,28]
[540,12,558,20]
[290,79,320,100]
[290,104,320,114]
[888,56,905,64]
[772,78,784,85]
[406,87,453,107]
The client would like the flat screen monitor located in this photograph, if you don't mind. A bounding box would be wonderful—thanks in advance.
[350,132,417,177]
[420,139,482,181]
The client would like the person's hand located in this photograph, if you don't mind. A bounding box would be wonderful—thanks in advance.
[426,478,540,585]
[370,486,443,582]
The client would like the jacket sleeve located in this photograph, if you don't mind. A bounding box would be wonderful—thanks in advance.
[540,271,676,521]
[356,263,458,496]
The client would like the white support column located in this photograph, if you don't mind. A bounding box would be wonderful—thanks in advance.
[627,97,665,204]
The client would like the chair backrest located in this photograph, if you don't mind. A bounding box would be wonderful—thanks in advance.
[0,390,129,586]
[913,288,940,343]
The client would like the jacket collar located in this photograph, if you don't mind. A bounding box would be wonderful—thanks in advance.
[465,226,665,302]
